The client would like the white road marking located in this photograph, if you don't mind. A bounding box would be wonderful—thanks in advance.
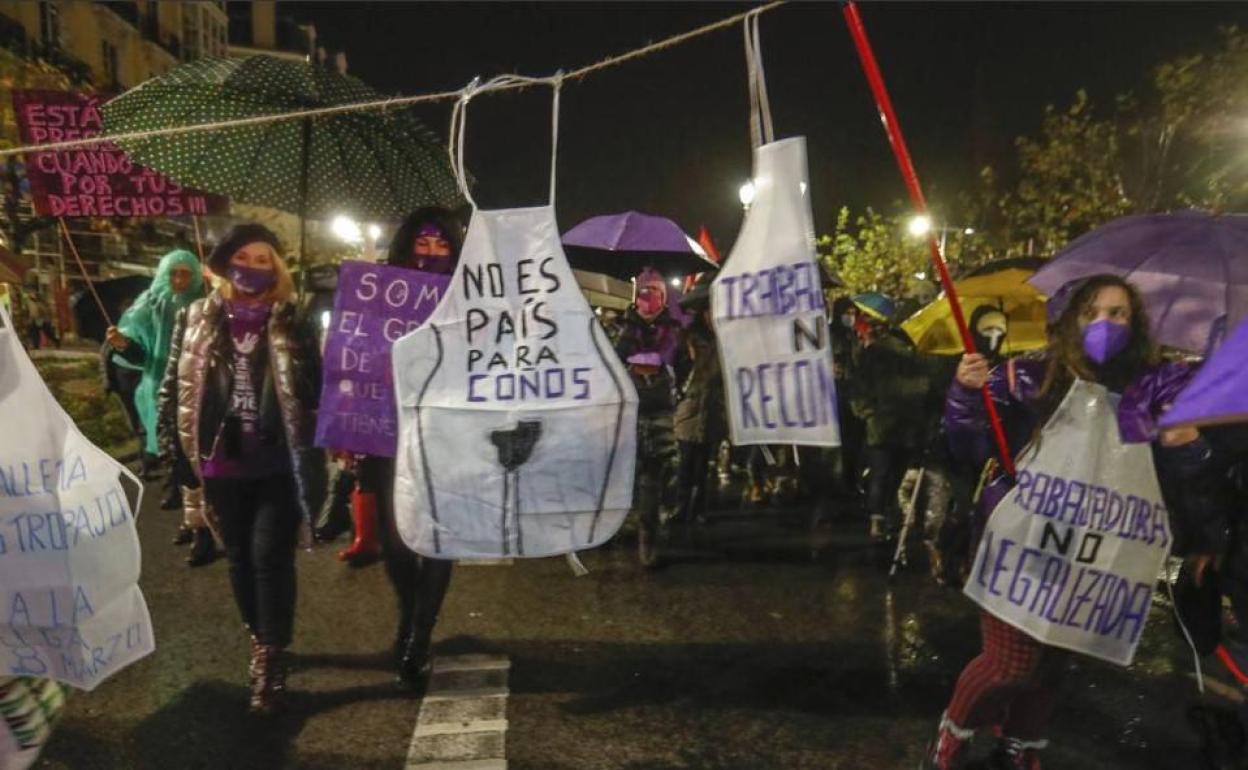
[414,719,509,738]
[412,761,508,770]
[407,655,511,769]
[422,687,509,702]
[432,656,511,673]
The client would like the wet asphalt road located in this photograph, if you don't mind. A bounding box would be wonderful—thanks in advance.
[32,481,1223,770]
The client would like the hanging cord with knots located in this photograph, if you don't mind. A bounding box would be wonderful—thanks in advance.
[744,10,775,150]
[0,1,786,161]
[448,72,565,209]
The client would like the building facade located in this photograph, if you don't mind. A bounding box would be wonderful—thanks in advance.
[0,1,324,342]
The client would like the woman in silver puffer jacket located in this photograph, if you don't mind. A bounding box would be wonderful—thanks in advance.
[159,223,325,716]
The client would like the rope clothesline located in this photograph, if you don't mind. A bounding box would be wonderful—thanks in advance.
[0,1,785,160]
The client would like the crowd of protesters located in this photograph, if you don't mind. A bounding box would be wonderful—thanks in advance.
[22,207,1235,770]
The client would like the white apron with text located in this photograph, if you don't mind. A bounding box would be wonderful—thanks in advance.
[391,77,637,559]
[712,138,840,447]
[964,379,1171,666]
[712,19,839,447]
[0,307,154,690]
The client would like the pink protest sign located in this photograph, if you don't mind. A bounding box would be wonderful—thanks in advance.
[12,90,227,218]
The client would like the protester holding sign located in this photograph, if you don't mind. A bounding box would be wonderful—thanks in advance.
[922,275,1210,770]
[615,266,682,567]
[164,224,324,715]
[353,207,462,688]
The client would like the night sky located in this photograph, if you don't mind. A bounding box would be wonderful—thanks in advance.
[290,2,1248,244]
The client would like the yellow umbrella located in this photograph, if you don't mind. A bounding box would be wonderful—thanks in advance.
[902,268,1049,355]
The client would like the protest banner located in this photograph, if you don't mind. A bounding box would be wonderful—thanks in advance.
[12,90,226,218]
[391,206,638,559]
[964,379,1171,666]
[712,138,840,447]
[314,261,451,457]
[0,307,154,691]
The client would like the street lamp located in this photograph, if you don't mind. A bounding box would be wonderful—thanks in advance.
[906,214,974,257]
[738,181,756,210]
[331,214,362,244]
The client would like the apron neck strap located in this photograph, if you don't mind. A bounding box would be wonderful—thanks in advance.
[743,11,774,150]
[448,73,564,209]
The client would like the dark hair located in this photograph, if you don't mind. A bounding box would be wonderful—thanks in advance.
[387,207,464,267]
[208,223,283,275]
[1037,274,1159,417]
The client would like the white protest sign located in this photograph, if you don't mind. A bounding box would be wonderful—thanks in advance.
[712,138,840,446]
[391,206,639,559]
[0,308,154,690]
[964,379,1171,666]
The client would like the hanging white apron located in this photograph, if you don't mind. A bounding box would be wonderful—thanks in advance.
[0,307,154,691]
[964,379,1172,666]
[391,76,638,559]
[712,16,840,447]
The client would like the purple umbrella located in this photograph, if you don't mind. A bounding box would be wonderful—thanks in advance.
[562,211,718,280]
[1028,210,1248,353]
[1160,315,1248,429]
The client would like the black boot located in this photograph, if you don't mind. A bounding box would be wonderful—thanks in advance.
[172,524,193,545]
[187,527,217,567]
[397,632,431,689]
[314,468,354,542]
[160,481,182,511]
[394,558,454,689]
[638,521,658,568]
[140,452,160,482]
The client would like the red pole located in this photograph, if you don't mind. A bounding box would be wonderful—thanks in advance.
[841,1,1015,476]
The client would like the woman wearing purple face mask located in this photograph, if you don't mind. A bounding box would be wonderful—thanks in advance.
[614,267,682,567]
[920,274,1215,770]
[349,207,463,689]
[163,223,325,716]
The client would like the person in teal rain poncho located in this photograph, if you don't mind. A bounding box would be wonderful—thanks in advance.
[106,249,206,499]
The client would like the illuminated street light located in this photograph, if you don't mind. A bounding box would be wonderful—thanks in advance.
[331,214,363,244]
[738,181,756,209]
[670,278,682,288]
[907,214,933,237]
[963,227,976,236]
[367,224,382,241]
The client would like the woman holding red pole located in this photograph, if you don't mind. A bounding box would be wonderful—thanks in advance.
[922,275,1213,769]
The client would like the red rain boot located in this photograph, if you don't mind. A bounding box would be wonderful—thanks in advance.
[337,488,381,566]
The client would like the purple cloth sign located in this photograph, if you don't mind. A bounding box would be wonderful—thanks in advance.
[314,261,450,456]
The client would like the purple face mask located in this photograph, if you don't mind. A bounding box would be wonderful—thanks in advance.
[1082,319,1132,364]
[227,264,277,296]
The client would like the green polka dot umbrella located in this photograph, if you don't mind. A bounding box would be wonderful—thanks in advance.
[100,55,462,227]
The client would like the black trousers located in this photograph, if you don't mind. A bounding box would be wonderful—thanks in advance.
[358,456,454,648]
[865,445,910,529]
[204,475,301,647]
[675,440,714,520]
